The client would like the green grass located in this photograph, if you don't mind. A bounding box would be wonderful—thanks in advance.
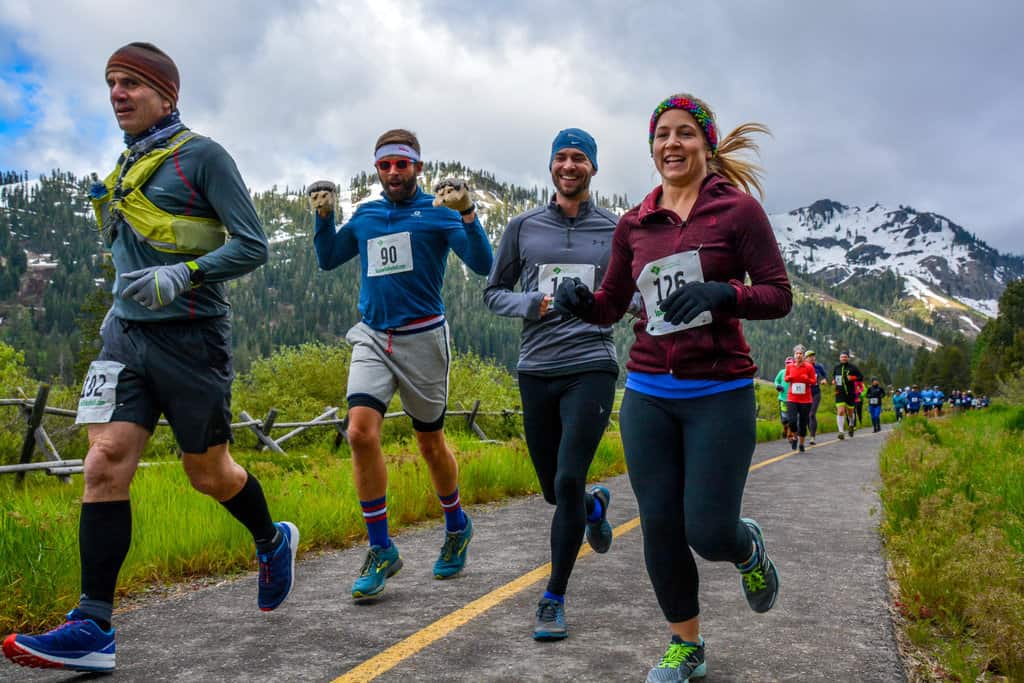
[0,432,625,634]
[879,405,1024,681]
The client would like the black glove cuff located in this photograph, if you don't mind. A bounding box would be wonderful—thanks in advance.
[459,203,476,216]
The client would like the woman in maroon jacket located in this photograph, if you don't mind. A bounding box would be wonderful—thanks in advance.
[555,93,791,682]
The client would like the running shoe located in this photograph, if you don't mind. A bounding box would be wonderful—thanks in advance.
[532,598,568,641]
[258,521,299,611]
[736,518,779,613]
[352,542,403,599]
[798,443,805,453]
[585,485,613,554]
[789,438,798,450]
[434,514,473,579]
[848,425,855,437]
[645,636,706,682]
[3,611,115,672]
[837,432,845,440]
[809,437,816,445]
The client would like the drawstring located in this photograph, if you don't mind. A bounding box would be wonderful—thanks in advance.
[386,330,393,354]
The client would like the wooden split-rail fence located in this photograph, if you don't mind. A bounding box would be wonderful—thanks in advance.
[1,384,525,482]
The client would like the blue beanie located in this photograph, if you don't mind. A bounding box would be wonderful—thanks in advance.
[549,128,598,171]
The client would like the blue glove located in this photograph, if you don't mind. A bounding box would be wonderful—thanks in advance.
[553,277,595,319]
[660,281,736,325]
[121,262,193,310]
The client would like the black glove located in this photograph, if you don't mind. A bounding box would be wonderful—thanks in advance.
[553,277,595,319]
[661,281,736,325]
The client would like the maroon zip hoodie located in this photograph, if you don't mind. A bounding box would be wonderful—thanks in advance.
[584,173,791,379]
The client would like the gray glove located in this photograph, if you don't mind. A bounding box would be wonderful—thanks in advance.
[432,178,474,214]
[121,262,193,310]
[308,180,337,216]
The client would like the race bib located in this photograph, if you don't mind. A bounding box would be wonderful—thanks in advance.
[791,382,807,395]
[75,360,125,424]
[637,250,711,336]
[367,232,413,277]
[910,397,920,404]
[537,263,595,297]
[870,398,880,405]
[834,375,843,385]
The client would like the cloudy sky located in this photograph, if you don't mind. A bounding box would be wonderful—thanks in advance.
[1,0,1021,254]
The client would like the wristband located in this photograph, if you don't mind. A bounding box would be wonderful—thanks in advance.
[459,203,476,216]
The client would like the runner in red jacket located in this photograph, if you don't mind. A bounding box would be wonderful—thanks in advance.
[785,344,817,452]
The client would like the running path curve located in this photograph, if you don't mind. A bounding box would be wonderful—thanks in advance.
[7,428,904,682]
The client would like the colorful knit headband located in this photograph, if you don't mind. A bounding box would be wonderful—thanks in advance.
[648,95,718,156]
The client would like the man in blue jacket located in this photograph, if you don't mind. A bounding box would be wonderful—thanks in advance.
[4,43,295,675]
[310,129,493,601]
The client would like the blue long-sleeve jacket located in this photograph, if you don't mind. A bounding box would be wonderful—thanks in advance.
[314,187,492,330]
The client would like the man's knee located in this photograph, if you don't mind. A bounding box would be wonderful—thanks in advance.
[182,446,243,499]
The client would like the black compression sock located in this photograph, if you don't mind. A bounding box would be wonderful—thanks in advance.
[78,500,132,628]
[220,472,279,554]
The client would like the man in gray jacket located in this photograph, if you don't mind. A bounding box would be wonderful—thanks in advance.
[484,128,619,641]
[4,43,296,674]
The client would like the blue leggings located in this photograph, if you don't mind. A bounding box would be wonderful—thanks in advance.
[620,384,756,622]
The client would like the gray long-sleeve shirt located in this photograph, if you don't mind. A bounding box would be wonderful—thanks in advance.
[484,198,620,375]
[109,132,268,321]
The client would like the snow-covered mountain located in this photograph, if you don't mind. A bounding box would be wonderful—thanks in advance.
[769,199,1024,326]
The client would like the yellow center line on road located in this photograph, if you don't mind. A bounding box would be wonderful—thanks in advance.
[333,437,838,682]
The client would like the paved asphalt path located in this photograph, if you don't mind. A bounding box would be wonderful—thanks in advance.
[5,426,904,682]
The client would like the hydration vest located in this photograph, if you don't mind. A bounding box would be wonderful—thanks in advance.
[90,129,228,255]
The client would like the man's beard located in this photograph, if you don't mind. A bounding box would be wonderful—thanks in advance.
[384,175,418,202]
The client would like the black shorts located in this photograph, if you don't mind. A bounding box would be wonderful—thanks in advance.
[96,316,234,453]
[835,392,856,407]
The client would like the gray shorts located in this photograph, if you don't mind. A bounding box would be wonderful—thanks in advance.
[345,320,451,431]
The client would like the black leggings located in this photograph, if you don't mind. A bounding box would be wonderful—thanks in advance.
[620,385,756,622]
[787,401,812,438]
[519,370,616,596]
[809,391,821,436]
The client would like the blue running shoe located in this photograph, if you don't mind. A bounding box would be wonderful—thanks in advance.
[434,514,473,579]
[532,598,568,641]
[736,518,779,613]
[645,636,706,682]
[352,543,403,600]
[585,485,613,553]
[3,611,115,672]
[258,521,299,612]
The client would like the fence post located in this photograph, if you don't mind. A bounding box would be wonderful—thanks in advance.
[238,410,286,454]
[334,413,350,450]
[465,400,489,440]
[257,408,279,451]
[16,384,50,483]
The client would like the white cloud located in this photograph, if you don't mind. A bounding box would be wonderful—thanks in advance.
[1,0,1023,255]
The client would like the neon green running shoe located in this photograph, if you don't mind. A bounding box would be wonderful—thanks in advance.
[736,518,779,613]
[645,636,706,682]
[351,543,402,600]
[434,514,473,579]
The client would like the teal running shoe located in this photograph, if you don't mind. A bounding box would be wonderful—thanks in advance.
[532,598,568,641]
[351,543,402,600]
[434,514,473,579]
[585,486,613,554]
[645,636,706,682]
[736,518,779,613]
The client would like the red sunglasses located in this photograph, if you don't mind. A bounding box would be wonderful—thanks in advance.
[375,158,417,171]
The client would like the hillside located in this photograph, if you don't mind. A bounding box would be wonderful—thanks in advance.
[770,199,1024,336]
[2,167,1008,387]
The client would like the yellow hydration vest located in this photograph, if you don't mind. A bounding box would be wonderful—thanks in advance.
[91,130,229,255]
